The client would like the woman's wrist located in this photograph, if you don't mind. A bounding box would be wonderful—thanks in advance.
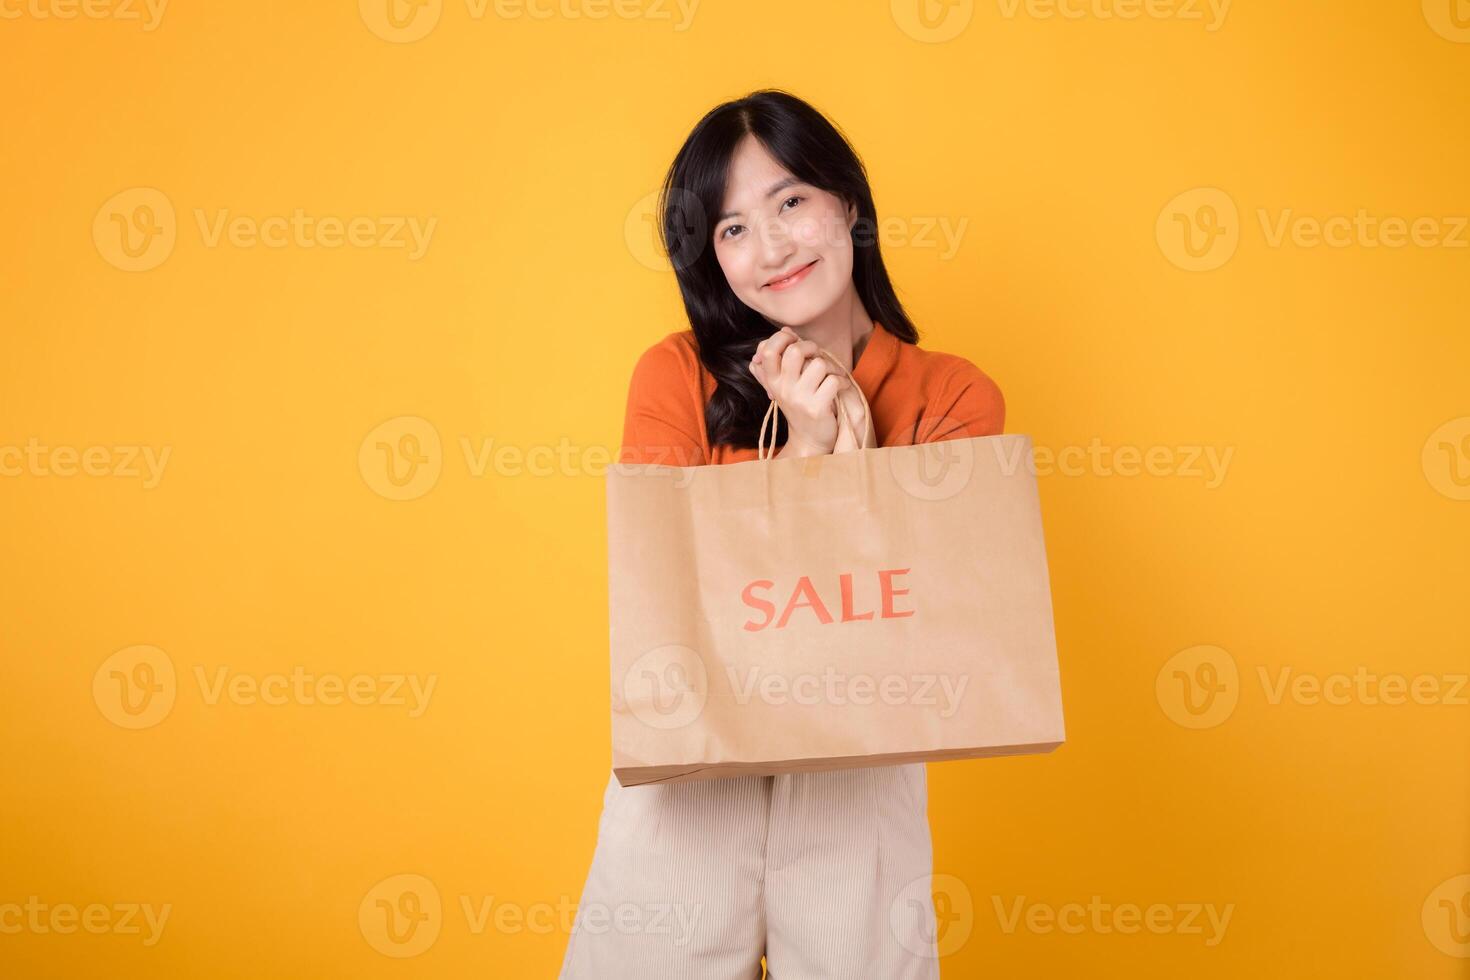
[775,434,830,459]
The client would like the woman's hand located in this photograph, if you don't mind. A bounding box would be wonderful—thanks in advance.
[748,326,848,457]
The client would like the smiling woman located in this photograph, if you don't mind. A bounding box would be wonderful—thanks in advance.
[561,89,1007,980]
[647,90,939,457]
[712,141,863,314]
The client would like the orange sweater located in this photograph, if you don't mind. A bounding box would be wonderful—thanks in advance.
[617,319,1005,466]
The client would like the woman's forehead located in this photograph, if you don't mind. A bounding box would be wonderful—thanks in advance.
[721,139,796,204]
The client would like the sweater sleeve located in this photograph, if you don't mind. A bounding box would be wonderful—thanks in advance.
[922,360,1006,441]
[618,338,708,467]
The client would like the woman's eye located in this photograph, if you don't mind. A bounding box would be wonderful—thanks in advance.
[718,199,800,241]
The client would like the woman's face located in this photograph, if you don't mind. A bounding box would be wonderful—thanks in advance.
[711,133,857,328]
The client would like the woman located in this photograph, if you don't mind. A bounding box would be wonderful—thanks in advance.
[560,89,1005,979]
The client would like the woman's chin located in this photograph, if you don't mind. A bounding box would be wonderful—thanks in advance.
[757,294,832,329]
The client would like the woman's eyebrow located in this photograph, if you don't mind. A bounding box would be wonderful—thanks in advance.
[717,176,803,222]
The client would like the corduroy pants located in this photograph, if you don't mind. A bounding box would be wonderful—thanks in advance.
[558,763,940,979]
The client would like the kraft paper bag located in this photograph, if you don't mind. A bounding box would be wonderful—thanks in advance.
[606,360,1064,787]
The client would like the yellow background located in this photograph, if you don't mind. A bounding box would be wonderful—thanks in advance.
[2,0,1467,976]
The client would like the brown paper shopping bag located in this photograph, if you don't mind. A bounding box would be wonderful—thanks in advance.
[606,351,1064,786]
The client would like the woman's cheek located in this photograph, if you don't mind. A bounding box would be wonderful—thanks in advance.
[793,217,823,248]
[736,255,761,296]
[715,247,742,288]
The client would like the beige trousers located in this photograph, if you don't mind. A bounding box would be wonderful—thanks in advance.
[558,763,940,979]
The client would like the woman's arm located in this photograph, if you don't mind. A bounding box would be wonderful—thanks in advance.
[922,361,1006,441]
[617,341,706,467]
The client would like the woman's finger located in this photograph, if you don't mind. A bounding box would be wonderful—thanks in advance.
[814,373,843,406]
[779,339,819,388]
[795,353,832,400]
[756,331,795,384]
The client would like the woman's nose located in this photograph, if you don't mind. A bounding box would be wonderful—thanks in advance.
[756,216,795,265]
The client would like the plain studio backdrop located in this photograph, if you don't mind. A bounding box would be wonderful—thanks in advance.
[1,2,1467,977]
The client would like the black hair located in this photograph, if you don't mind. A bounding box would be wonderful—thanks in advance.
[656,88,919,451]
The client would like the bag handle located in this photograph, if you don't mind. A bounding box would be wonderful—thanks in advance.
[756,347,873,461]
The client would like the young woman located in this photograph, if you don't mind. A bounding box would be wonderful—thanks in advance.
[560,89,1005,979]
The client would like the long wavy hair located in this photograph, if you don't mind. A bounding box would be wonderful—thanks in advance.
[657,88,919,452]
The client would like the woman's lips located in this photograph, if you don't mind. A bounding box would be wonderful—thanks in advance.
[764,259,818,291]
